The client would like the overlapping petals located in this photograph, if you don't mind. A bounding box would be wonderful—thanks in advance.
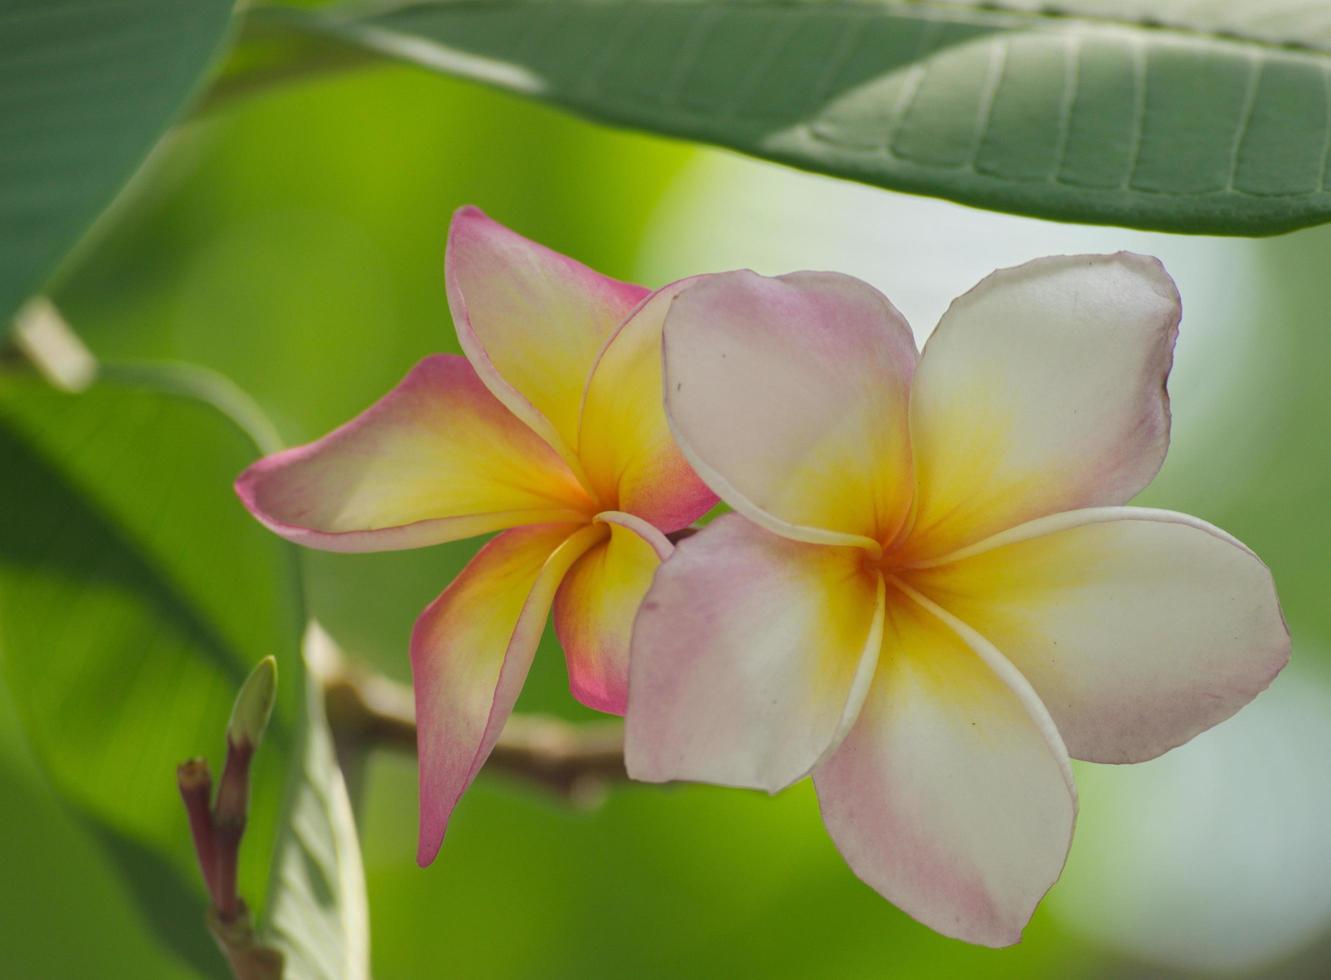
[235,355,595,551]
[815,588,1076,947]
[413,522,602,865]
[662,271,916,548]
[579,281,717,532]
[627,514,883,793]
[630,253,1289,946]
[446,206,649,465]
[240,206,1289,948]
[237,207,715,866]
[907,507,1289,764]
[554,512,672,714]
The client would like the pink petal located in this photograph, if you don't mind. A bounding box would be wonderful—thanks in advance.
[577,280,718,532]
[906,506,1290,763]
[446,207,650,466]
[413,521,605,865]
[815,584,1076,947]
[553,511,673,715]
[662,270,917,550]
[903,252,1181,559]
[626,514,883,793]
[235,355,594,552]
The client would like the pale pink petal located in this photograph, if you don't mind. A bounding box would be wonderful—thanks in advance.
[413,522,605,865]
[578,280,717,532]
[235,355,594,552]
[903,252,1180,559]
[553,511,673,715]
[906,506,1290,763]
[445,206,650,464]
[662,270,917,550]
[626,514,884,793]
[815,585,1076,947]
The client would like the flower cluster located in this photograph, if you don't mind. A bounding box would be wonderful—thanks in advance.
[237,208,1288,945]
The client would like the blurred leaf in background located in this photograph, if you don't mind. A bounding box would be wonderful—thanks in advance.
[0,0,234,324]
[0,365,366,977]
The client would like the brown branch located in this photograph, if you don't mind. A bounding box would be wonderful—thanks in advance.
[314,643,628,806]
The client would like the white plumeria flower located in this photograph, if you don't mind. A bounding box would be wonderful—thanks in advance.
[625,254,1290,946]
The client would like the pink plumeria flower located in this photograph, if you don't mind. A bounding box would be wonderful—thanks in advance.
[626,256,1289,946]
[236,207,715,864]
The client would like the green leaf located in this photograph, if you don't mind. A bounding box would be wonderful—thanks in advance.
[0,364,366,976]
[0,0,235,325]
[240,0,1331,235]
[264,625,371,980]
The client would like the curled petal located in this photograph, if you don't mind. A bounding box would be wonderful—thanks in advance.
[446,206,650,465]
[904,252,1180,558]
[907,507,1290,763]
[626,514,884,793]
[578,280,718,532]
[663,270,917,550]
[815,585,1076,947]
[235,355,594,552]
[413,522,605,865]
[553,511,672,715]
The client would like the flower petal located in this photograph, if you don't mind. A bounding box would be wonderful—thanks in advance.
[815,584,1076,947]
[445,206,650,464]
[577,280,718,532]
[662,270,917,550]
[906,506,1290,764]
[553,511,672,715]
[413,522,606,865]
[235,355,594,552]
[904,253,1181,558]
[626,514,884,793]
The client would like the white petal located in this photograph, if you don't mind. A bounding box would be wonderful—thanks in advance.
[815,584,1076,947]
[626,515,883,793]
[907,506,1290,763]
[905,252,1180,558]
[663,270,917,549]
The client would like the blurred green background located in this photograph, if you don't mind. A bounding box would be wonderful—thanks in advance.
[4,57,1331,978]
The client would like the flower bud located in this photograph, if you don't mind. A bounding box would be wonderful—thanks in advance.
[227,656,276,751]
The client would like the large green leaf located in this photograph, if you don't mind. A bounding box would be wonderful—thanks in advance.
[0,365,366,977]
[237,0,1331,235]
[0,0,235,324]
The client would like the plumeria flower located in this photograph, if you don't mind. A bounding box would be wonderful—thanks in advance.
[236,208,714,864]
[626,256,1289,946]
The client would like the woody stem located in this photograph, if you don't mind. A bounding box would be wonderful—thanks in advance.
[318,652,627,803]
